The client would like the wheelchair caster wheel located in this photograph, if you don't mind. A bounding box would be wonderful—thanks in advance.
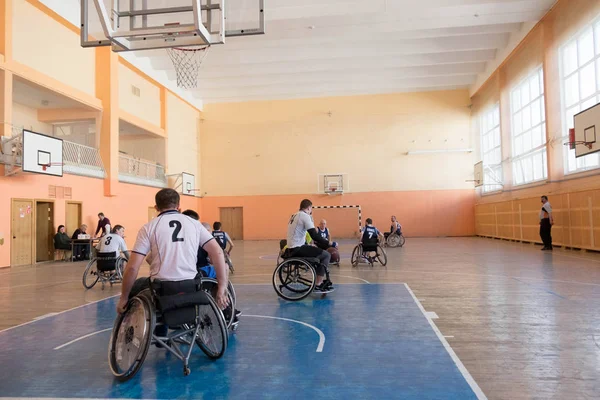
[183,366,191,376]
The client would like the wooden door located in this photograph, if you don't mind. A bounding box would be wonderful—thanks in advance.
[148,206,157,222]
[66,202,82,236]
[11,199,33,266]
[35,202,54,262]
[219,207,244,240]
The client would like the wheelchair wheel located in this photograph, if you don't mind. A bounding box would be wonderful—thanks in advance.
[194,294,228,359]
[351,245,362,267]
[386,234,401,248]
[376,245,388,266]
[82,259,99,289]
[398,234,406,247]
[201,278,236,330]
[108,292,154,382]
[272,258,316,301]
[116,258,125,280]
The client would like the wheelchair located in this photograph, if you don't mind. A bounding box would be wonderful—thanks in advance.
[273,251,334,301]
[200,277,238,331]
[351,242,388,267]
[108,278,229,381]
[224,252,234,274]
[385,232,406,248]
[82,251,126,289]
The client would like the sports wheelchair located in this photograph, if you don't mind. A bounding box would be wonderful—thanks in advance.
[385,232,406,248]
[108,278,229,381]
[200,277,238,331]
[351,242,388,267]
[82,251,126,289]
[273,252,334,301]
[224,252,235,274]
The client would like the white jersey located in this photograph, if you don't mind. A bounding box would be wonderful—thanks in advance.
[133,210,214,281]
[96,233,128,255]
[287,210,315,249]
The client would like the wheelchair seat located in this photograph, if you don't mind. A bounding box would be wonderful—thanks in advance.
[361,242,379,253]
[96,251,119,272]
[280,249,321,265]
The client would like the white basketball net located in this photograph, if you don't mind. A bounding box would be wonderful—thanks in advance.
[166,45,211,89]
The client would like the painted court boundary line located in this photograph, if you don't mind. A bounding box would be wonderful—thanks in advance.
[404,283,488,400]
[243,315,325,352]
[0,295,119,334]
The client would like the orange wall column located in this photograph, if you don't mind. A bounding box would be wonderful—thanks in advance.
[95,47,119,197]
[160,87,168,170]
[0,0,12,61]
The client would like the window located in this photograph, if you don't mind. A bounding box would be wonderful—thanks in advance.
[480,103,502,192]
[511,67,547,185]
[561,19,600,173]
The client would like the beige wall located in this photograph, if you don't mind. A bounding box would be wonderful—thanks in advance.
[167,92,200,185]
[201,90,474,197]
[12,0,95,97]
[119,135,166,166]
[12,102,51,135]
[118,64,161,127]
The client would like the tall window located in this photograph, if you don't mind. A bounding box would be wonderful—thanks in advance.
[511,66,547,185]
[561,18,600,173]
[480,103,502,192]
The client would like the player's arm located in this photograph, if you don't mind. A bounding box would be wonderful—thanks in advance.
[377,228,385,242]
[225,232,234,253]
[117,228,149,313]
[545,205,554,225]
[203,239,229,309]
[119,238,130,261]
[307,228,329,249]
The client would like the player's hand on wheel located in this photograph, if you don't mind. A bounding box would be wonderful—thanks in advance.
[216,288,229,310]
[116,297,128,314]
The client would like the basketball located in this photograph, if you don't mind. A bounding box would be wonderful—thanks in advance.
[327,247,340,263]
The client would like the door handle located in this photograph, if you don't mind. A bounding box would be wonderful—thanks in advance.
[13,236,16,239]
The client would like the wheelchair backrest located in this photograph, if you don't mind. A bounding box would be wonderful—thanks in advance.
[152,279,208,327]
[96,251,118,272]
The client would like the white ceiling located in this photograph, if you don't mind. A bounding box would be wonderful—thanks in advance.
[45,0,558,106]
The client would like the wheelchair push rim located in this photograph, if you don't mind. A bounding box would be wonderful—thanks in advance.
[376,245,388,266]
[351,245,362,267]
[108,294,154,381]
[200,278,236,330]
[194,294,228,359]
[82,259,100,289]
[386,233,402,248]
[272,258,316,301]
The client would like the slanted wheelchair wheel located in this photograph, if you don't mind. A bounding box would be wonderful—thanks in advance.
[398,234,406,247]
[194,294,228,359]
[82,259,100,289]
[386,234,401,248]
[201,278,236,330]
[376,245,388,266]
[351,245,362,267]
[108,293,154,382]
[225,253,234,274]
[273,258,316,301]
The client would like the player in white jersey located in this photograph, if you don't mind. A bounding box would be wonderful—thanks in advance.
[286,199,333,292]
[116,188,229,314]
[95,225,130,260]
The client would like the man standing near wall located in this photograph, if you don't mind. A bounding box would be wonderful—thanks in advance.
[94,213,111,238]
[540,195,553,251]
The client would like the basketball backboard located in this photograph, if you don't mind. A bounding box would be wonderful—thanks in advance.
[574,103,600,158]
[22,130,63,177]
[182,172,196,196]
[81,0,264,52]
[318,173,348,195]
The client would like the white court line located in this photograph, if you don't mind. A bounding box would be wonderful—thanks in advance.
[0,280,82,290]
[404,283,487,400]
[54,328,112,350]
[244,315,325,352]
[233,273,370,284]
[425,311,439,319]
[0,295,119,334]
[33,313,59,320]
[444,336,455,338]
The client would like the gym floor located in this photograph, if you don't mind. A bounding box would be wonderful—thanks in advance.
[1,237,599,399]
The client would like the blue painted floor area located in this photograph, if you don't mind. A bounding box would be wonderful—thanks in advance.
[0,284,480,400]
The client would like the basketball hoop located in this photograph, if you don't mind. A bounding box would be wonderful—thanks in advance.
[41,162,64,171]
[565,128,593,150]
[166,45,211,89]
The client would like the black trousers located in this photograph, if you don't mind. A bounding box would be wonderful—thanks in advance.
[288,245,330,277]
[540,218,552,249]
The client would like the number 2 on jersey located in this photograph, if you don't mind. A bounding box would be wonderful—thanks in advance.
[169,220,184,242]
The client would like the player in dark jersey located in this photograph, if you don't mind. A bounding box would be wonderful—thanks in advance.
[360,218,384,252]
[212,222,234,254]
[317,219,338,248]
